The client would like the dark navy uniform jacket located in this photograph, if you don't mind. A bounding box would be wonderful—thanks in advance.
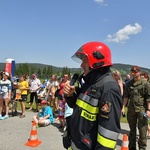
[66,67,123,150]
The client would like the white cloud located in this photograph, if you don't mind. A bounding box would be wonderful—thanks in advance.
[94,0,105,3]
[94,0,108,6]
[106,23,142,43]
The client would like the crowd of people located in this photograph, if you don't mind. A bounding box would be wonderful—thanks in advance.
[1,41,150,150]
[0,71,73,129]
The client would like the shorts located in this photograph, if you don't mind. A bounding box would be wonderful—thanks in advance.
[44,119,51,126]
[0,93,9,99]
[30,92,38,103]
[58,115,64,119]
[38,99,42,103]
[19,95,27,102]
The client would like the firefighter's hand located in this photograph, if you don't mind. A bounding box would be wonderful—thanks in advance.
[63,82,75,97]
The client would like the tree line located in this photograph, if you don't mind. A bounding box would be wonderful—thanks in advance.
[1,62,150,80]
[15,63,82,79]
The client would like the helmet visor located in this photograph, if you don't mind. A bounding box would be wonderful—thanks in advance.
[71,53,86,63]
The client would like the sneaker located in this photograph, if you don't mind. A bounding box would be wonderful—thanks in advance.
[63,125,67,131]
[2,112,6,116]
[1,115,9,120]
[19,115,25,118]
[12,111,18,116]
[14,110,18,115]
[58,125,63,129]
[34,109,39,112]
[0,114,2,120]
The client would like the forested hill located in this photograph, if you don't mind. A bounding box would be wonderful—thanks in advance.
[0,62,150,77]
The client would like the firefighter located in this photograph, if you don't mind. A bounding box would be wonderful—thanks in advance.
[63,41,123,150]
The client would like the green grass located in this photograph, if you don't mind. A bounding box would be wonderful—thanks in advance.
[120,107,128,123]
[15,96,147,124]
[13,94,36,111]
[120,115,128,123]
[120,107,150,124]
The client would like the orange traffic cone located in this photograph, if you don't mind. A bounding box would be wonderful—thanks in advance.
[25,121,42,148]
[121,134,129,150]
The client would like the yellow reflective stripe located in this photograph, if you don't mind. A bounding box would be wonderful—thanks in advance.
[98,125,119,141]
[68,146,72,150]
[81,110,97,121]
[76,99,99,114]
[97,133,116,149]
[78,93,99,106]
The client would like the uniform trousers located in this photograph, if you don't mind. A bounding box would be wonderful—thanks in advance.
[127,107,148,150]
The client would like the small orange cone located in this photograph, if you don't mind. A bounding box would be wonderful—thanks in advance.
[121,134,129,150]
[25,121,42,148]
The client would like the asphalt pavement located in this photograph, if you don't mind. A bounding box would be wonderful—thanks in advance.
[0,111,150,150]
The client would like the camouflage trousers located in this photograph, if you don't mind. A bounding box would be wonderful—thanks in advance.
[127,108,148,150]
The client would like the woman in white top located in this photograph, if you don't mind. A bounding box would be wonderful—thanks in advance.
[29,73,41,111]
[0,72,12,120]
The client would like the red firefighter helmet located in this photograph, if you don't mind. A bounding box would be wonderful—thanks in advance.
[72,41,112,69]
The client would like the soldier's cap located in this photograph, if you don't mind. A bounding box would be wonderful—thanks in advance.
[130,66,140,72]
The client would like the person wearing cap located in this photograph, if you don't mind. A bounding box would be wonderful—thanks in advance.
[33,100,54,127]
[0,72,12,120]
[63,42,122,149]
[37,84,46,104]
[122,66,150,150]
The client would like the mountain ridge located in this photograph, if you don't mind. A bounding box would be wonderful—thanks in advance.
[0,62,150,75]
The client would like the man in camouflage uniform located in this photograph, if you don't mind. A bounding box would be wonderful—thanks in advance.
[122,66,150,150]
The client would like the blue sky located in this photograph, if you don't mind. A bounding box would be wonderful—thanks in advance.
[0,0,150,69]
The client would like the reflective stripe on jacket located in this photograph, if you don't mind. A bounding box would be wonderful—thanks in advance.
[66,71,122,150]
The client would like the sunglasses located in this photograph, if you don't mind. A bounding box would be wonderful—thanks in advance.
[131,70,139,74]
[64,76,68,78]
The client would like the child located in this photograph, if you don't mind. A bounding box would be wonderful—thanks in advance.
[8,82,18,116]
[34,84,46,112]
[64,103,73,132]
[33,100,54,127]
[37,85,46,104]
[57,95,66,129]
